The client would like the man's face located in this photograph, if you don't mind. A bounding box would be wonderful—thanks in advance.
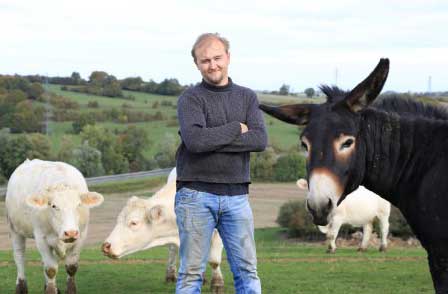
[194,38,230,86]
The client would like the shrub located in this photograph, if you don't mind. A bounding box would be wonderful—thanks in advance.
[250,147,277,181]
[389,206,414,238]
[87,101,99,108]
[273,152,307,182]
[276,200,320,238]
[67,143,105,177]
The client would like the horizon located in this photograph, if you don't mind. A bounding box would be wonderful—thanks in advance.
[1,0,447,93]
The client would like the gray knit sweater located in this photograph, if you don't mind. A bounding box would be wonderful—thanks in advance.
[175,78,267,187]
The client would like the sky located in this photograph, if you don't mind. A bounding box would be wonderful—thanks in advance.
[1,0,448,93]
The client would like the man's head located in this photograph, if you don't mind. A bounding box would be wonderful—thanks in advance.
[191,33,230,86]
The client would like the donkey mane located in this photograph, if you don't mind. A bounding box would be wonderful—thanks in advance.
[320,85,448,121]
[373,95,448,120]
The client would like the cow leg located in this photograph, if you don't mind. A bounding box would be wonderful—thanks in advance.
[326,220,341,254]
[378,215,389,252]
[64,240,83,294]
[209,230,224,294]
[358,222,372,252]
[35,237,59,294]
[165,244,178,283]
[11,230,28,294]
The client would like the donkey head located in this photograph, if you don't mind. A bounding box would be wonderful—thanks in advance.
[260,58,389,225]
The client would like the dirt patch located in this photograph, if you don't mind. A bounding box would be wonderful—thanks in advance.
[0,182,303,250]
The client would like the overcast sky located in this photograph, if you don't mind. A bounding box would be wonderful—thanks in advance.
[1,0,447,92]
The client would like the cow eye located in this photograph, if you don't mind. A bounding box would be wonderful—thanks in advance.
[129,221,139,227]
[51,204,59,210]
[341,138,354,150]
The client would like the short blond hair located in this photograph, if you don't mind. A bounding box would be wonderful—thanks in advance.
[191,33,230,63]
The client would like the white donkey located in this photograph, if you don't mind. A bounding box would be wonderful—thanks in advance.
[102,168,225,294]
[6,159,104,294]
[297,179,391,253]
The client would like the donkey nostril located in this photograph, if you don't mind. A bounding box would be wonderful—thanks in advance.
[327,198,332,210]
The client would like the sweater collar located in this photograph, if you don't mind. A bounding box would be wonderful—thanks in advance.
[200,77,233,92]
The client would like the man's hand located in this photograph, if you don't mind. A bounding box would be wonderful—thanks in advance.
[240,123,248,134]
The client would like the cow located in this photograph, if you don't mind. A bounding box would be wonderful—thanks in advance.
[5,159,104,294]
[102,168,225,294]
[260,58,448,293]
[297,179,390,253]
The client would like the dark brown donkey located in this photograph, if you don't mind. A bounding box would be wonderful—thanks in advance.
[260,58,448,294]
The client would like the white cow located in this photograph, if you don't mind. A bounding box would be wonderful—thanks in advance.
[297,179,391,253]
[6,159,104,294]
[102,168,225,294]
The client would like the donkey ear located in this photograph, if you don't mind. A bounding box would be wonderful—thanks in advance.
[345,58,389,112]
[259,104,315,125]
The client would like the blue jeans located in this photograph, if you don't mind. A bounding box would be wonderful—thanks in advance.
[174,187,261,294]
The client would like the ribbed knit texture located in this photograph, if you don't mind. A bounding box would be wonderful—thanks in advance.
[175,78,267,194]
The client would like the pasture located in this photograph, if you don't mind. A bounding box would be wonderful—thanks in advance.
[41,85,304,156]
[0,182,433,293]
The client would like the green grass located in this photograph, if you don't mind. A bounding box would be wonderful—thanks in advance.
[0,228,433,293]
[89,175,167,195]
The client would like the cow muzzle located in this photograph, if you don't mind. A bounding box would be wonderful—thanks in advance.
[63,230,79,243]
[102,242,119,259]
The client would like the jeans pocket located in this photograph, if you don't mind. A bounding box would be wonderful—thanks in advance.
[175,187,199,205]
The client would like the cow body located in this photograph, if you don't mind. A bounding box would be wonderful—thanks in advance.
[6,159,104,294]
[103,168,225,294]
[298,180,390,252]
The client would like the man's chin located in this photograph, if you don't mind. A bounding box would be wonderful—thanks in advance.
[204,76,226,86]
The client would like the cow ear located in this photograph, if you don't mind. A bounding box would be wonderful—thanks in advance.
[259,104,315,125]
[147,205,164,223]
[26,194,49,210]
[296,179,308,190]
[345,58,389,112]
[80,192,104,208]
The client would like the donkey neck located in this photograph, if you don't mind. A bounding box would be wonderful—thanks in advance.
[359,108,448,206]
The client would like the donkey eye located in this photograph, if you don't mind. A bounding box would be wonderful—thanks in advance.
[341,139,354,149]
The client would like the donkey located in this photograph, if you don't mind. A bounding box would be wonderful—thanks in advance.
[260,58,448,293]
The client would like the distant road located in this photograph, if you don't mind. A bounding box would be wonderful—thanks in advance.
[0,167,173,199]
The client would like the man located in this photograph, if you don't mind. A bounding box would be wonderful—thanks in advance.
[175,33,267,294]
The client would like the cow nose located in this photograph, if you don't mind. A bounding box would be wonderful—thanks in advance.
[102,242,111,254]
[64,230,79,239]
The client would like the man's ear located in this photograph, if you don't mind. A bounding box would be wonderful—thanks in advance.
[26,193,49,210]
[80,192,104,208]
[146,205,164,224]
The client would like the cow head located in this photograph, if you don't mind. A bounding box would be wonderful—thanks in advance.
[26,184,104,243]
[102,196,178,259]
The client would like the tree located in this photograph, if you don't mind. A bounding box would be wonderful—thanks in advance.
[153,133,178,168]
[121,77,143,91]
[80,125,129,174]
[118,125,151,164]
[71,72,82,85]
[0,134,32,177]
[304,87,315,98]
[72,112,96,134]
[279,84,290,96]
[89,71,109,86]
[28,83,45,99]
[67,142,105,177]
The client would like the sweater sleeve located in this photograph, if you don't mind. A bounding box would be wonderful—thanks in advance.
[177,93,241,153]
[216,92,268,153]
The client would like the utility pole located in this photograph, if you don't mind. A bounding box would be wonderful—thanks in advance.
[427,75,432,94]
[335,67,339,86]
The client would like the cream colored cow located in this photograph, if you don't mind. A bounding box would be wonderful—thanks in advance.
[297,178,390,253]
[6,159,104,294]
[103,168,225,294]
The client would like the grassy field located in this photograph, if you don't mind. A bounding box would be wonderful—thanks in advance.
[41,85,310,156]
[0,228,433,294]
